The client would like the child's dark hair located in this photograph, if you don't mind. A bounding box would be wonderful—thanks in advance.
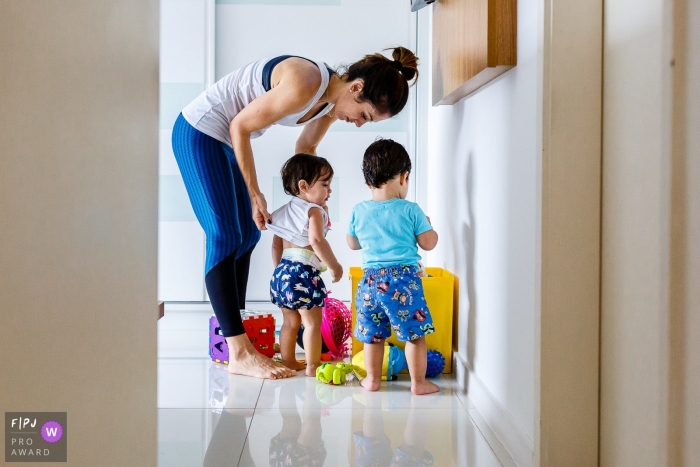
[281,153,334,196]
[362,138,412,188]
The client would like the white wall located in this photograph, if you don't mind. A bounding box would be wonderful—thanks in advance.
[422,0,541,464]
[0,1,159,464]
[215,0,415,302]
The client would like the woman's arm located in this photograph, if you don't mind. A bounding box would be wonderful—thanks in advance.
[229,64,321,229]
[296,113,336,155]
[308,209,342,282]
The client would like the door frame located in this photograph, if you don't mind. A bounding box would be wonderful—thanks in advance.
[538,0,603,465]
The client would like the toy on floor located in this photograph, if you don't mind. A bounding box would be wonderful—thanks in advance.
[316,362,355,385]
[295,293,352,360]
[209,311,276,364]
[426,349,446,378]
[352,343,408,381]
[321,295,353,359]
[352,345,447,379]
[296,326,330,354]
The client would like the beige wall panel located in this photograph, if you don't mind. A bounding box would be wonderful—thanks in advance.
[670,0,700,465]
[0,1,159,465]
[682,2,700,462]
[600,0,673,465]
[539,0,602,464]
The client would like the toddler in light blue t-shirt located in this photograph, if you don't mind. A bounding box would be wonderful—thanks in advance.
[347,138,440,395]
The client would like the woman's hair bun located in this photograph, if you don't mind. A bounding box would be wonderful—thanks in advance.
[341,47,420,116]
[389,46,419,82]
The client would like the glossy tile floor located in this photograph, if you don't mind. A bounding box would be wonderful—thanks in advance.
[158,306,516,467]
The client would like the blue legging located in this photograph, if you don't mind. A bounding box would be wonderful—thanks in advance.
[171,113,261,337]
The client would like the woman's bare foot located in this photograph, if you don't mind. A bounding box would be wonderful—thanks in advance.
[360,377,381,392]
[305,363,320,377]
[411,379,440,395]
[283,359,307,371]
[227,345,295,379]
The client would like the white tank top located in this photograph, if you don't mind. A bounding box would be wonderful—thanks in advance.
[181,56,335,147]
[266,196,330,247]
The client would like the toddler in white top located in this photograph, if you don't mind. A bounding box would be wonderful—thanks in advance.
[267,154,343,376]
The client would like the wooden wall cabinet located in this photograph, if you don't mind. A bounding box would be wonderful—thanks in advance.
[432,0,517,105]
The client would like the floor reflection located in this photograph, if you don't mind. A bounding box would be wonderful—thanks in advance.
[204,409,253,466]
[267,378,327,466]
[158,308,512,466]
[353,391,434,466]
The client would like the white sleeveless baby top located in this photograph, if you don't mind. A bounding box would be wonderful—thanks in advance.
[267,197,330,247]
[181,56,335,147]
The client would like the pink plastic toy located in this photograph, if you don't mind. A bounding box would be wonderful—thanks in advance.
[320,294,352,359]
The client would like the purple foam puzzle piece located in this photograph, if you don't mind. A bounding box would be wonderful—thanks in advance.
[209,315,229,363]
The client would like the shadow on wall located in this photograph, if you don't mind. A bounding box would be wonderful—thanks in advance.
[435,102,476,378]
[449,149,476,372]
[448,158,478,374]
[463,152,477,370]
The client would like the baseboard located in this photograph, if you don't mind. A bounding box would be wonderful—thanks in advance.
[163,300,350,314]
[452,351,534,467]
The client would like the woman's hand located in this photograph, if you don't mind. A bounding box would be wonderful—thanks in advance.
[251,192,272,230]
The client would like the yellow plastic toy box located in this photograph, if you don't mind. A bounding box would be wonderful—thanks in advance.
[349,267,455,373]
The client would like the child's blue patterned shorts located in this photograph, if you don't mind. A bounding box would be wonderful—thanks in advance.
[354,264,436,343]
[269,433,327,466]
[353,432,392,466]
[270,250,327,311]
[353,432,434,467]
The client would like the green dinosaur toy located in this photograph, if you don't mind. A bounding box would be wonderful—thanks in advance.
[315,362,355,385]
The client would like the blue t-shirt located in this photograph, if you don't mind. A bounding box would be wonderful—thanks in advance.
[347,198,433,268]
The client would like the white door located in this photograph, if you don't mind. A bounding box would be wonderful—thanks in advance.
[158,0,211,301]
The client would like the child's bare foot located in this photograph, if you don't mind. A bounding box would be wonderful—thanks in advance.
[305,363,320,377]
[411,379,440,395]
[282,360,307,371]
[360,377,381,392]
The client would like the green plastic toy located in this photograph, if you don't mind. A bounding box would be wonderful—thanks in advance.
[315,362,355,385]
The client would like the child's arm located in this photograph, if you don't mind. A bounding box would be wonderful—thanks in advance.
[308,208,343,282]
[346,235,362,250]
[416,216,438,251]
[271,234,283,266]
[417,230,438,251]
